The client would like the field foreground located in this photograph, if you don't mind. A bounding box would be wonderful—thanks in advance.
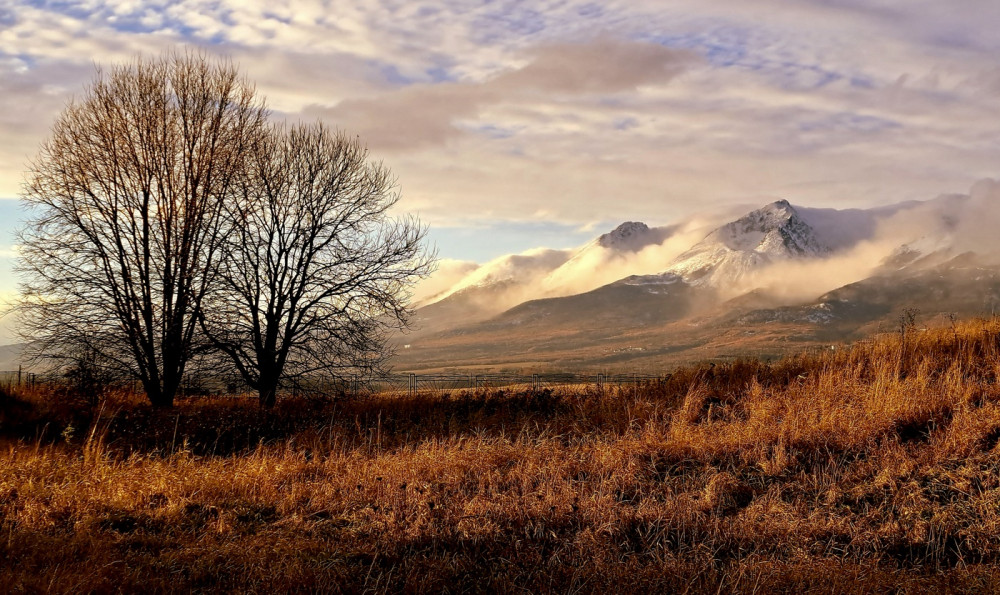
[4,321,1000,592]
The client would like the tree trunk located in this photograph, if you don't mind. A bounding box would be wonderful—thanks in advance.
[258,380,278,408]
[257,355,280,408]
[145,380,175,408]
[142,364,180,408]
[150,393,175,408]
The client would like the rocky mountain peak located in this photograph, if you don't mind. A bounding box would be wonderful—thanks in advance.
[716,200,826,257]
[597,221,651,251]
[658,200,829,287]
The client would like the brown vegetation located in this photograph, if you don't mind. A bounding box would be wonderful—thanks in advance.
[4,319,1000,592]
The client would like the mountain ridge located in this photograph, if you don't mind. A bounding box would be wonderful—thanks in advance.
[397,183,1000,371]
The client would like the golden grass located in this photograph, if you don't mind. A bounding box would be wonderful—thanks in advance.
[4,319,1000,592]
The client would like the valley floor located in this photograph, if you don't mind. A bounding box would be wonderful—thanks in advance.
[4,320,1000,592]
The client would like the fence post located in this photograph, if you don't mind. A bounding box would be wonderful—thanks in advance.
[409,373,416,396]
[17,365,21,387]
[532,374,538,390]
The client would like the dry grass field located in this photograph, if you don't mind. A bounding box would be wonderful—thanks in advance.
[4,319,1000,593]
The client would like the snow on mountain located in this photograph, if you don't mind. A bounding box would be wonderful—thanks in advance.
[882,236,957,270]
[658,200,830,287]
[711,200,827,255]
[596,221,662,251]
[620,272,683,286]
[419,184,997,330]
[539,221,676,296]
[429,248,571,305]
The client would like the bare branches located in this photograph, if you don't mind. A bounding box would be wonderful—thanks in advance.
[18,51,431,409]
[202,123,434,407]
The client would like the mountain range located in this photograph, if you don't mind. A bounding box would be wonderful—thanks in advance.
[395,179,1000,372]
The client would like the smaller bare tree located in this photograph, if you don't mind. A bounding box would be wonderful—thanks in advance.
[201,123,433,407]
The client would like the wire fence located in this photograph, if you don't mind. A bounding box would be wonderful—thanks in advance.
[0,369,41,392]
[0,369,671,398]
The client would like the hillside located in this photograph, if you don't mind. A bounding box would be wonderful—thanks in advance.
[394,253,1000,373]
[0,342,23,371]
[397,188,1000,373]
[3,319,1000,592]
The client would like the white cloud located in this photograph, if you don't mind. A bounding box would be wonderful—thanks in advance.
[3,0,1000,245]
[412,258,479,304]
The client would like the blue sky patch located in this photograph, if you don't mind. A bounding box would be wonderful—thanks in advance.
[428,219,611,263]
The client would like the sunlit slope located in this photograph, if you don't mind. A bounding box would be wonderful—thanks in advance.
[394,255,1000,372]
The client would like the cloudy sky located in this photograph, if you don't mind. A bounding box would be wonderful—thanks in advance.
[2,0,1000,335]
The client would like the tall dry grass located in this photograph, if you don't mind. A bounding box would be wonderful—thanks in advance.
[3,319,1000,592]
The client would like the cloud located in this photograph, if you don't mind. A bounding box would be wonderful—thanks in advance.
[493,39,698,95]
[417,207,745,312]
[731,238,902,303]
[304,38,698,151]
[720,179,1000,303]
[5,0,1000,257]
[430,247,572,311]
[412,258,479,304]
[539,216,728,297]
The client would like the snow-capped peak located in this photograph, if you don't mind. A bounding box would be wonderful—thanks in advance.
[711,200,826,256]
[660,200,829,287]
[597,221,652,251]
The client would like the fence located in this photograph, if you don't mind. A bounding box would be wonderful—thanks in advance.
[0,368,41,392]
[0,369,670,398]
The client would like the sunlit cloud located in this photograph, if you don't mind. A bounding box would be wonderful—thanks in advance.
[412,258,479,304]
[2,0,1000,268]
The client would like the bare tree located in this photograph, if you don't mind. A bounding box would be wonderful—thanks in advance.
[201,123,433,407]
[18,51,268,408]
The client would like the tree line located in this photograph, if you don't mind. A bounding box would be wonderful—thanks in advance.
[17,51,434,408]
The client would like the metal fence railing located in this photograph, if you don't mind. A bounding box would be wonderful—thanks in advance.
[0,369,42,392]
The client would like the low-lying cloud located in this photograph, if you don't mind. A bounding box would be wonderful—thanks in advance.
[412,258,479,305]
[421,179,1000,319]
[727,179,1000,303]
[539,217,726,297]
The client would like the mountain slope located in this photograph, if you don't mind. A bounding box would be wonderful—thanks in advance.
[396,186,1000,371]
[413,221,681,334]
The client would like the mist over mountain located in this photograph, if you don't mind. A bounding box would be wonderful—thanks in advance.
[653,200,830,288]
[414,215,724,328]
[399,179,1000,372]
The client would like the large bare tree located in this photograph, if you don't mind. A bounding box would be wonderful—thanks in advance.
[18,51,268,408]
[202,123,433,407]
